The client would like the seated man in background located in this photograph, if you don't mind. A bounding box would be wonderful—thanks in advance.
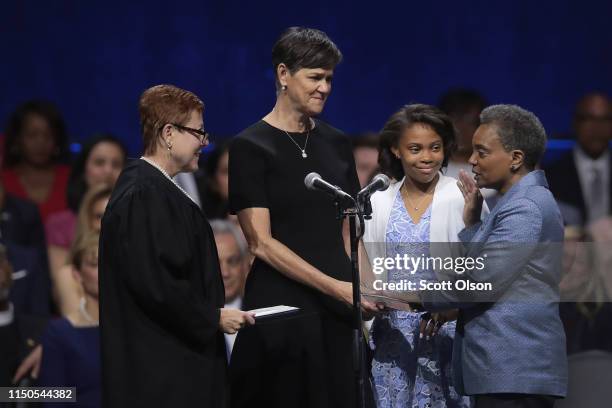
[0,243,48,387]
[559,216,612,355]
[210,219,250,360]
[0,180,50,316]
[545,92,612,225]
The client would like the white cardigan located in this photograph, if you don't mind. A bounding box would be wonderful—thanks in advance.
[363,174,489,274]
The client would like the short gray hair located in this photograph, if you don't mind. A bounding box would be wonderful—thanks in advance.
[209,219,248,258]
[480,104,547,170]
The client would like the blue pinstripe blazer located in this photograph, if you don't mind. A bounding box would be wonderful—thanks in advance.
[431,170,568,396]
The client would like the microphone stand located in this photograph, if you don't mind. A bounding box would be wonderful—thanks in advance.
[334,197,368,408]
[306,173,386,408]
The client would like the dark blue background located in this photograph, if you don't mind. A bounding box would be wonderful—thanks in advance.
[2,0,611,155]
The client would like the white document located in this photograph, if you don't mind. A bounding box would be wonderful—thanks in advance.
[248,305,300,319]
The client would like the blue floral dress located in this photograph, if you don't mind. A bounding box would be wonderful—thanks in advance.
[370,190,471,408]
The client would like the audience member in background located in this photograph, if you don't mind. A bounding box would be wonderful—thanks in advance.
[352,133,380,187]
[588,216,612,296]
[210,219,250,360]
[11,187,111,383]
[545,92,612,225]
[557,200,584,227]
[37,231,101,408]
[0,180,46,251]
[0,180,50,316]
[3,241,50,317]
[559,217,612,355]
[438,89,487,179]
[52,184,112,315]
[438,89,498,205]
[9,196,112,381]
[1,101,70,223]
[46,135,126,289]
[559,223,588,300]
[198,142,230,219]
[0,244,48,387]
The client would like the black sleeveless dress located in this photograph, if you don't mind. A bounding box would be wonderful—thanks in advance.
[228,119,368,407]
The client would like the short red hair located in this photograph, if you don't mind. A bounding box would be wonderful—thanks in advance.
[139,84,204,155]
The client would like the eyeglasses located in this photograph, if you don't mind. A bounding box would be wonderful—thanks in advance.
[170,123,210,144]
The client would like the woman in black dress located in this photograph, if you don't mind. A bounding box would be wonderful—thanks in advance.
[229,27,376,407]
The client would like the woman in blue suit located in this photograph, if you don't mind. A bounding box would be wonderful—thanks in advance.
[442,104,568,408]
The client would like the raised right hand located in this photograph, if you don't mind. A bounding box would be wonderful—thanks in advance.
[457,169,483,227]
[219,308,256,334]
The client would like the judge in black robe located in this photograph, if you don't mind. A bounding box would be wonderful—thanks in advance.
[99,157,227,407]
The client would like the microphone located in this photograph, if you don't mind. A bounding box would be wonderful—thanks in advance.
[357,174,390,219]
[357,174,390,200]
[304,172,354,206]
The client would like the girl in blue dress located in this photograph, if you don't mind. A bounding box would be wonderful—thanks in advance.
[364,104,485,408]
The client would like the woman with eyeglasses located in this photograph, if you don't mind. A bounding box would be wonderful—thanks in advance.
[228,27,377,407]
[98,84,255,407]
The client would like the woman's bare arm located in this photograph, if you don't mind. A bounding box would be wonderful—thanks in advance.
[237,207,377,312]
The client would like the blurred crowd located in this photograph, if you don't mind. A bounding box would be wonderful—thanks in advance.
[0,89,611,405]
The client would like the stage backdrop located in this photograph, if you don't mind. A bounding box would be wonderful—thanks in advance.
[1,0,611,155]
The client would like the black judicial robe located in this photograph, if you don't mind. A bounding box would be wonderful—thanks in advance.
[99,159,226,408]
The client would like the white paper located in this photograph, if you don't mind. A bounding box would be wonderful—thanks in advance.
[248,305,299,318]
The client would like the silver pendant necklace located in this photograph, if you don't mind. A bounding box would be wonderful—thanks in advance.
[283,129,310,158]
[401,177,437,211]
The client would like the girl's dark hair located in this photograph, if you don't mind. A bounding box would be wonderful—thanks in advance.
[379,104,457,180]
[272,27,342,89]
[3,100,70,168]
[66,134,127,212]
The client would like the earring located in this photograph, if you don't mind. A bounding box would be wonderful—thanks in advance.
[166,140,172,151]
[281,85,287,91]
